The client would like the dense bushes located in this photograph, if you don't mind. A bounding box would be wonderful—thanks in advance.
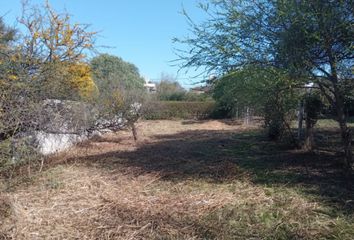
[157,92,212,102]
[143,101,216,120]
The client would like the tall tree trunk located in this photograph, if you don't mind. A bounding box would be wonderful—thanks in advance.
[336,101,352,171]
[304,118,314,151]
[320,80,352,172]
[328,51,353,173]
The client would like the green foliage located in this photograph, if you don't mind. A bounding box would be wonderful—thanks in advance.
[177,0,353,149]
[212,66,299,139]
[304,93,323,128]
[176,0,353,80]
[36,62,98,100]
[143,101,215,120]
[90,54,146,126]
[183,92,211,102]
[0,17,16,81]
[155,75,212,102]
[0,137,40,176]
[0,17,16,51]
[344,95,354,117]
[274,1,353,79]
[90,54,145,95]
[156,79,185,101]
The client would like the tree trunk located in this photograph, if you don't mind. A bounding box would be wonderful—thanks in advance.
[303,98,314,151]
[297,100,304,141]
[303,96,316,151]
[131,123,138,142]
[332,79,352,172]
[304,120,314,151]
[328,53,353,173]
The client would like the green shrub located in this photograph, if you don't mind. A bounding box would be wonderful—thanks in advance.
[0,136,40,177]
[143,101,216,120]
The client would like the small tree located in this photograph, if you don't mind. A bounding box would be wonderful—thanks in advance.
[90,54,146,140]
[17,0,97,100]
[156,73,186,101]
[275,1,354,170]
[90,54,145,95]
[213,66,299,140]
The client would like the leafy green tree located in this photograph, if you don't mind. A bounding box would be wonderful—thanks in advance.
[176,0,354,170]
[274,1,354,169]
[156,76,186,101]
[90,54,146,139]
[0,17,18,140]
[183,91,211,102]
[0,17,16,55]
[90,54,144,96]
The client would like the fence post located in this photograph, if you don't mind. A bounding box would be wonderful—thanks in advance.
[244,107,251,125]
[297,100,304,140]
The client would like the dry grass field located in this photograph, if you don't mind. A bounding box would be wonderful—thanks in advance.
[1,120,353,239]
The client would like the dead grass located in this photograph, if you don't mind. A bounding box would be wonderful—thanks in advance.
[1,120,353,239]
[0,164,236,239]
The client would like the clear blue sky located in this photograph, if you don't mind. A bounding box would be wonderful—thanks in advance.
[1,0,208,88]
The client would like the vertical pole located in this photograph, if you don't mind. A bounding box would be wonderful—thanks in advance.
[297,100,304,140]
[244,107,250,125]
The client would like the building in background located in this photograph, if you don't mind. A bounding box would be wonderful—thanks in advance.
[144,77,157,93]
[190,85,211,94]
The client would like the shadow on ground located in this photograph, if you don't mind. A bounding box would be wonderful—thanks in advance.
[71,128,354,216]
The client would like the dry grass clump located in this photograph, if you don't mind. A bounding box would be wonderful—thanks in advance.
[1,165,236,239]
[197,188,343,239]
[0,194,12,239]
[139,120,258,139]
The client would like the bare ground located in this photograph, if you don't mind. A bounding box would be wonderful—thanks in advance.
[1,120,353,239]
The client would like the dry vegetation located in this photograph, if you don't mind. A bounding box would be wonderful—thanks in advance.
[1,120,354,239]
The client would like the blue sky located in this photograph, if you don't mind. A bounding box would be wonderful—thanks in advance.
[1,0,209,88]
